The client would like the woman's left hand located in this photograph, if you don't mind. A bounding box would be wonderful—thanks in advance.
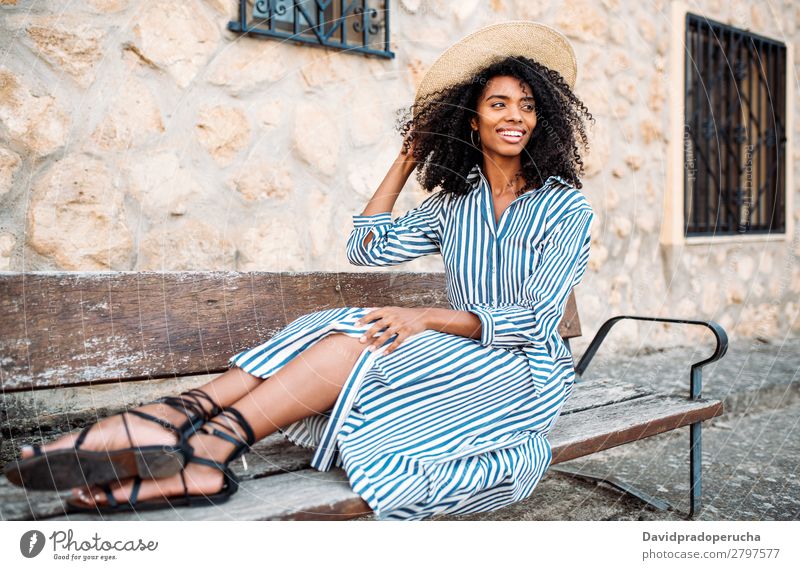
[355,306,430,355]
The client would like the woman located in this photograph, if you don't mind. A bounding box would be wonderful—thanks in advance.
[4,21,595,521]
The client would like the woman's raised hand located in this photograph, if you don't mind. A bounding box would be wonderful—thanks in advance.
[355,306,430,355]
[396,132,419,176]
[359,133,418,217]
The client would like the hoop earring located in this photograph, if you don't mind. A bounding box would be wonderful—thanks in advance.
[470,129,481,149]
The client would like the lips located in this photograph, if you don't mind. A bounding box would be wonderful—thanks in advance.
[497,129,525,143]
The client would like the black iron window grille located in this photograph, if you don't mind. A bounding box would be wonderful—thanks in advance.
[229,0,394,59]
[683,13,787,236]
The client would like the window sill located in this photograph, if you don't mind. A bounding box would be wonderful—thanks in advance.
[682,232,789,246]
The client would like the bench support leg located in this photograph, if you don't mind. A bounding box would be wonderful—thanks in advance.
[551,420,704,520]
[690,421,701,517]
[550,466,673,512]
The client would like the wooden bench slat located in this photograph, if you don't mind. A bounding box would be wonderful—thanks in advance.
[550,393,724,463]
[0,272,582,391]
[230,433,314,477]
[561,377,655,413]
[41,469,370,522]
[0,481,69,521]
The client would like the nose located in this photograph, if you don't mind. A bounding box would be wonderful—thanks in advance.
[505,107,523,123]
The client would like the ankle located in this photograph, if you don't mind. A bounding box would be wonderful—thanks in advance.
[182,389,223,420]
[205,409,253,456]
[190,427,240,463]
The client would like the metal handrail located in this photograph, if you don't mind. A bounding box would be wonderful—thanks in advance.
[574,315,729,400]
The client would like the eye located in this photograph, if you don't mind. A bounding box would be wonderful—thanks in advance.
[491,102,536,111]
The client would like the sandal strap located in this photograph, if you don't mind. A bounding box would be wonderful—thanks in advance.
[197,406,256,464]
[202,428,243,450]
[157,397,205,423]
[155,389,222,433]
[184,389,223,418]
[121,413,134,448]
[180,458,240,499]
[126,409,180,435]
[219,406,256,447]
[73,407,185,462]
[129,476,142,506]
[74,423,98,450]
[97,477,140,509]
[62,389,221,459]
[203,408,255,447]
[75,407,182,454]
[225,467,240,494]
[180,469,188,502]
[101,483,119,509]
[89,455,239,509]
[188,455,227,471]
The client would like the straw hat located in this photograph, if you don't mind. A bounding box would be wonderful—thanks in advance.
[413,20,577,111]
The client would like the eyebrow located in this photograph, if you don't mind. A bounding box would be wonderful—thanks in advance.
[485,94,535,102]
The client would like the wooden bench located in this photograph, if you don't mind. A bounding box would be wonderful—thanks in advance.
[0,271,728,521]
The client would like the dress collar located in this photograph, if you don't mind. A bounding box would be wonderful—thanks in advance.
[465,163,484,192]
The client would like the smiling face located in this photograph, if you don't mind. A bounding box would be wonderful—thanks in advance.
[469,75,537,159]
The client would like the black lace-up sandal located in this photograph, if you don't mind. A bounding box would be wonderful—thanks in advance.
[65,406,256,513]
[3,388,223,491]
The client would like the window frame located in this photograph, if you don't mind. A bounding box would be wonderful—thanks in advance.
[662,2,794,246]
[228,0,394,60]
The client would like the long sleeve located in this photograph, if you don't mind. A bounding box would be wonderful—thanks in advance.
[346,190,449,267]
[465,206,594,348]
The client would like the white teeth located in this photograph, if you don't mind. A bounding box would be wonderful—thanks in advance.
[499,131,522,137]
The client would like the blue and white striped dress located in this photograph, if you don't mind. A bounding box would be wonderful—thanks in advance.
[228,162,594,520]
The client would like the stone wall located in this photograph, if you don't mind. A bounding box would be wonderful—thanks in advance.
[1,0,798,353]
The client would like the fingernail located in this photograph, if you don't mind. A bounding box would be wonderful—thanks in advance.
[360,336,366,343]
[368,345,375,352]
[94,493,103,502]
[21,445,31,452]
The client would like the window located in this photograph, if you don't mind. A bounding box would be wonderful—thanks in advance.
[683,13,787,236]
[229,0,394,59]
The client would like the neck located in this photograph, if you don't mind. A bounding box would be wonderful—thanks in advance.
[480,155,525,197]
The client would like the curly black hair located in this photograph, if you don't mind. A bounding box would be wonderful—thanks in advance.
[396,55,594,196]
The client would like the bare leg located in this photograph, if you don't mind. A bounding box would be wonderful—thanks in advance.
[229,332,368,440]
[72,333,367,506]
[19,362,264,461]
